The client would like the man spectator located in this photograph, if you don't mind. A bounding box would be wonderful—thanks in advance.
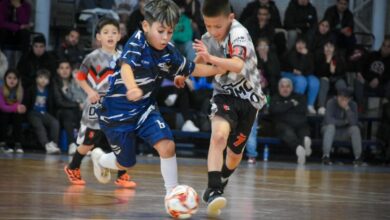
[126,0,145,37]
[240,0,282,28]
[269,78,312,165]
[322,87,363,166]
[324,0,355,50]
[57,28,84,69]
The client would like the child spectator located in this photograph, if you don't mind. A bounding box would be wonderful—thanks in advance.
[56,28,84,69]
[306,19,333,54]
[17,35,56,89]
[282,37,319,114]
[315,40,347,115]
[23,69,61,154]
[269,78,312,165]
[53,59,86,155]
[0,69,26,153]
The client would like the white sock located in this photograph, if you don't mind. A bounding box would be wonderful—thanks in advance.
[99,152,119,170]
[160,155,178,195]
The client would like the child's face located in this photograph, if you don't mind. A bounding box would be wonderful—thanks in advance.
[57,62,72,80]
[142,21,174,50]
[33,43,46,57]
[36,75,49,87]
[5,72,18,89]
[96,24,121,50]
[203,13,234,42]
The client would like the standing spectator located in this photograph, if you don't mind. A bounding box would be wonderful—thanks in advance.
[126,0,145,37]
[240,0,282,28]
[256,38,280,94]
[306,19,333,54]
[269,78,312,165]
[322,88,362,166]
[315,40,347,115]
[354,37,390,110]
[56,28,84,69]
[0,0,32,52]
[284,0,318,50]
[323,0,355,50]
[0,69,26,153]
[17,35,56,89]
[23,69,61,154]
[0,49,8,82]
[53,60,86,155]
[282,38,319,114]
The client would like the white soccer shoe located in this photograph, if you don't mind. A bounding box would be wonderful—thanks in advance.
[91,148,111,184]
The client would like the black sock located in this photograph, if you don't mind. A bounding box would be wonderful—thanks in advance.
[117,170,126,178]
[208,171,222,189]
[68,150,85,170]
[221,163,235,179]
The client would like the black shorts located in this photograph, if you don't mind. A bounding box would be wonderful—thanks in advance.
[210,94,258,154]
[80,128,111,152]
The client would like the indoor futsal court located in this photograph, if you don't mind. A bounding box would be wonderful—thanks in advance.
[1,153,390,219]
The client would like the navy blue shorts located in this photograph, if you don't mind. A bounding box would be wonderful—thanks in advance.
[102,110,173,167]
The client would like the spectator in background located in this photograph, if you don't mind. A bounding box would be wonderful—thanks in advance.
[245,6,275,46]
[0,0,32,52]
[324,0,355,50]
[78,0,115,10]
[0,49,8,83]
[0,69,26,154]
[322,87,362,166]
[284,0,318,50]
[269,78,312,165]
[53,59,86,155]
[240,0,282,28]
[114,0,139,23]
[354,37,390,110]
[57,28,84,69]
[17,35,56,89]
[182,0,205,39]
[126,0,145,37]
[282,37,319,114]
[256,38,280,94]
[118,22,128,50]
[23,69,61,154]
[306,19,333,54]
[315,40,347,115]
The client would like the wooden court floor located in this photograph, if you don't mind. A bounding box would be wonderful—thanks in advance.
[0,153,390,220]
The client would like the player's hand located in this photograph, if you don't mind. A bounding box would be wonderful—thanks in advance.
[17,104,26,113]
[126,87,143,101]
[87,90,100,104]
[174,75,186,88]
[193,39,211,63]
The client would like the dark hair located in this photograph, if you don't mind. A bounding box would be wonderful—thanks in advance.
[384,35,390,42]
[67,28,80,35]
[258,5,270,13]
[295,36,307,45]
[202,0,231,17]
[32,34,46,45]
[96,17,120,34]
[143,0,180,27]
[36,69,51,79]
[57,59,71,68]
[337,87,353,97]
[3,68,20,82]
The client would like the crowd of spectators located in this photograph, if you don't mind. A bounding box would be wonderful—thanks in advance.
[0,0,389,166]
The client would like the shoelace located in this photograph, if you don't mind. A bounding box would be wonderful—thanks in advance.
[119,173,130,181]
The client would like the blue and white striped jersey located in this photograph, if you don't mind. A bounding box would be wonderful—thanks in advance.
[99,30,195,130]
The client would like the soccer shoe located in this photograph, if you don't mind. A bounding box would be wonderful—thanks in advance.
[91,148,111,184]
[64,166,86,185]
[304,136,312,156]
[296,145,306,165]
[206,189,227,217]
[221,177,229,191]
[115,173,137,188]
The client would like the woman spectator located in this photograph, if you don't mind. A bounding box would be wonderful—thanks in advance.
[53,60,86,155]
[282,37,319,114]
[256,38,280,94]
[306,19,333,54]
[315,40,347,115]
[0,69,26,153]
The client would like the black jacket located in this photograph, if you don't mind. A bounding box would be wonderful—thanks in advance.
[284,0,317,33]
[269,92,307,127]
[56,42,84,69]
[52,77,80,110]
[283,49,314,75]
[244,17,275,44]
[306,27,333,53]
[324,5,354,32]
[240,0,282,28]
[23,85,56,115]
[314,50,346,79]
[362,51,390,85]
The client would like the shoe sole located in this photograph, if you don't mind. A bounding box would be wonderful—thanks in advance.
[91,148,111,184]
[207,197,227,217]
[304,138,312,156]
[296,147,306,165]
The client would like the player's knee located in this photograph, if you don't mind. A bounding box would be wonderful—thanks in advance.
[154,139,175,157]
[211,132,228,150]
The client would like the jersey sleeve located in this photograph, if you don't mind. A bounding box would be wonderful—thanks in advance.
[169,45,195,77]
[76,55,91,81]
[229,27,250,60]
[120,30,143,69]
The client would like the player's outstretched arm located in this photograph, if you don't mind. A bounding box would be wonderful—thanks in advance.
[76,73,100,104]
[193,39,244,73]
[121,63,143,101]
[191,64,226,77]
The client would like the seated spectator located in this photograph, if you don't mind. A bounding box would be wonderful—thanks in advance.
[377,102,390,163]
[324,0,356,50]
[182,0,205,39]
[114,0,139,23]
[126,0,145,37]
[0,0,32,52]
[256,38,280,94]
[282,38,319,114]
[321,88,362,166]
[118,22,128,50]
[0,69,26,153]
[240,0,282,28]
[53,60,86,155]
[0,49,8,83]
[315,40,347,115]
[284,0,318,50]
[23,69,61,154]
[269,78,312,165]
[56,28,84,69]
[354,36,390,110]
[17,35,56,89]
[306,19,333,54]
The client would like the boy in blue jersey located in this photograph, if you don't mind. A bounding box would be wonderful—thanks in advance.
[91,0,225,198]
